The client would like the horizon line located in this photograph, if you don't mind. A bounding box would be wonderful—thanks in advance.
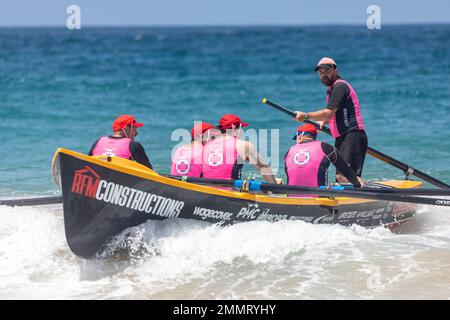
[0,22,449,28]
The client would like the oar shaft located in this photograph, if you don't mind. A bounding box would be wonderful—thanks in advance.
[170,174,450,195]
[0,196,62,207]
[257,183,450,207]
[357,187,450,196]
[5,178,445,208]
[166,175,234,187]
[167,175,450,207]
[365,147,448,188]
[262,98,449,188]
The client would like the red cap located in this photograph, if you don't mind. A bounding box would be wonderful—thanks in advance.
[218,114,249,129]
[191,122,214,138]
[112,115,144,132]
[293,123,318,140]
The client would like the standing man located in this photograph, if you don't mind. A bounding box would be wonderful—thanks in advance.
[89,114,153,169]
[294,57,368,182]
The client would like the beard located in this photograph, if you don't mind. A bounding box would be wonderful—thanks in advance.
[321,77,333,86]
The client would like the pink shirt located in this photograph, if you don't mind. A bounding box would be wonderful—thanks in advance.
[202,135,242,180]
[91,136,132,159]
[285,140,330,187]
[327,79,365,138]
[170,142,203,177]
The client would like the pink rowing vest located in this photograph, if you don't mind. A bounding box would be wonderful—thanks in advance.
[327,79,365,138]
[92,136,132,159]
[202,135,241,180]
[170,142,203,177]
[284,140,330,187]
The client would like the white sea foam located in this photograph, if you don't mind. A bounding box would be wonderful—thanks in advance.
[1,204,450,299]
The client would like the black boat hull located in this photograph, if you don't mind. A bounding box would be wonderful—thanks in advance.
[53,149,420,259]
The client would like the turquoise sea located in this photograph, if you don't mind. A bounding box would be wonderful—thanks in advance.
[0,25,449,300]
[1,25,449,196]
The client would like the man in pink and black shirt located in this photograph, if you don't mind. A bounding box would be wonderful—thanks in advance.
[294,57,368,181]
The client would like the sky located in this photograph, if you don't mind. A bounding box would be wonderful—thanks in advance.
[0,0,449,26]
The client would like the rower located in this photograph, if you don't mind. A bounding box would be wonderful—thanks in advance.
[170,122,215,177]
[202,114,281,184]
[89,114,153,169]
[285,124,363,188]
[294,57,368,183]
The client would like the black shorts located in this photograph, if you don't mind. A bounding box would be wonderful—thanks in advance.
[334,130,368,176]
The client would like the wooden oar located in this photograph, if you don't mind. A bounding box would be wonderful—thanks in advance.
[262,98,449,188]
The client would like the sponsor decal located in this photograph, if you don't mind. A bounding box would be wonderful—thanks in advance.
[214,220,227,226]
[71,166,184,218]
[372,213,383,220]
[238,205,289,222]
[339,211,358,219]
[256,212,288,222]
[207,149,223,167]
[237,204,261,220]
[356,209,376,218]
[435,200,450,206]
[343,108,349,127]
[193,207,233,221]
[289,216,314,222]
[293,151,310,165]
[71,165,100,198]
[313,215,334,224]
[175,159,190,175]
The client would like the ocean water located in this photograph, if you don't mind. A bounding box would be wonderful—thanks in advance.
[0,25,449,299]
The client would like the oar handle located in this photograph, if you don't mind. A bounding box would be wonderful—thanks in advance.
[262,98,296,117]
[262,98,449,188]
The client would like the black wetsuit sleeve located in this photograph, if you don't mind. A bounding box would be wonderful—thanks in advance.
[321,142,361,187]
[88,138,101,156]
[326,82,349,111]
[283,150,290,185]
[129,141,153,170]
